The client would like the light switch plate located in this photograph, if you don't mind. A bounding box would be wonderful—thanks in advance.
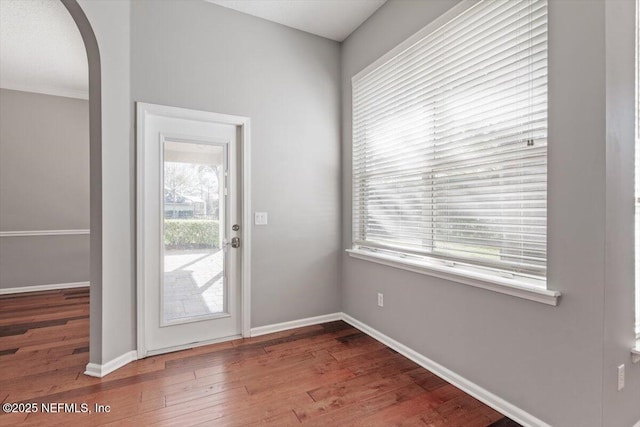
[255,212,268,225]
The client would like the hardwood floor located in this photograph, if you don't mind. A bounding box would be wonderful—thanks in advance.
[0,289,521,426]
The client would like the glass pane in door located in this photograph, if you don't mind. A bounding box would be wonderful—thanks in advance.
[162,140,225,324]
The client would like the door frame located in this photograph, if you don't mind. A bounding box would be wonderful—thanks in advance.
[135,102,251,358]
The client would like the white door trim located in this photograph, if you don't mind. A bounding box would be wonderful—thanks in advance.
[136,102,251,358]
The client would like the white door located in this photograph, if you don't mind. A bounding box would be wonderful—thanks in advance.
[137,103,245,357]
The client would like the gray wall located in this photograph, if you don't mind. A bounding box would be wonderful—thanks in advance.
[75,0,133,366]
[131,0,342,326]
[68,1,640,424]
[0,89,89,289]
[341,1,638,426]
[604,1,640,426]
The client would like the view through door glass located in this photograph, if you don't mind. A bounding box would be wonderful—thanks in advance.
[163,140,226,324]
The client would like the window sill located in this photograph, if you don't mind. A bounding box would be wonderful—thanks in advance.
[346,248,561,306]
[632,342,640,364]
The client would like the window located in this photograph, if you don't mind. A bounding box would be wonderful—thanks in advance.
[352,0,548,288]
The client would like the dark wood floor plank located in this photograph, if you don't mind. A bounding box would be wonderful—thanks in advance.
[72,346,89,354]
[0,289,521,427]
[0,328,88,352]
[261,327,359,357]
[350,390,445,427]
[186,391,312,427]
[0,312,90,329]
[301,383,428,426]
[346,351,421,378]
[295,372,416,421]
[0,315,88,337]
[488,417,524,427]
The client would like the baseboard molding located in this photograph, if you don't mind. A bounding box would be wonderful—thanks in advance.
[84,351,137,378]
[0,229,90,237]
[341,313,551,427]
[0,281,89,295]
[250,312,342,337]
[75,310,562,427]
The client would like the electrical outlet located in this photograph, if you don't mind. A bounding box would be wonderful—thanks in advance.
[618,364,625,391]
[377,293,384,307]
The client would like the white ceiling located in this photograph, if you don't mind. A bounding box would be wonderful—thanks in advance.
[207,0,387,42]
[0,0,385,100]
[0,0,88,99]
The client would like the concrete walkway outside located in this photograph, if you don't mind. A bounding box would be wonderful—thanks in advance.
[163,249,224,323]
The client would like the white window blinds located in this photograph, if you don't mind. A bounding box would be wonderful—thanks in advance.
[352,0,548,283]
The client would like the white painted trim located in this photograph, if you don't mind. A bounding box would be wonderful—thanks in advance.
[136,102,251,127]
[632,341,640,364]
[84,351,137,378]
[0,82,88,100]
[347,249,560,306]
[241,119,252,338]
[136,102,147,359]
[0,229,90,237]
[634,418,640,427]
[0,281,89,295]
[136,102,252,358]
[250,313,342,337]
[341,313,552,427]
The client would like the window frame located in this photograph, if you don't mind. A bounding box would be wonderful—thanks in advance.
[349,0,559,305]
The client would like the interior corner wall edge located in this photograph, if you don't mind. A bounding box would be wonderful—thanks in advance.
[603,0,640,426]
[75,0,135,365]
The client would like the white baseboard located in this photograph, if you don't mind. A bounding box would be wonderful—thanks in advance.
[250,312,342,337]
[75,310,563,427]
[0,229,90,237]
[84,350,137,378]
[249,311,549,426]
[0,281,89,295]
[341,313,551,427]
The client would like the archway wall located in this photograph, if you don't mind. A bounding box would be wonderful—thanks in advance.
[63,0,135,365]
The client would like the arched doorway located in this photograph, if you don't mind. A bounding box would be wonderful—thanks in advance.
[60,0,102,369]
